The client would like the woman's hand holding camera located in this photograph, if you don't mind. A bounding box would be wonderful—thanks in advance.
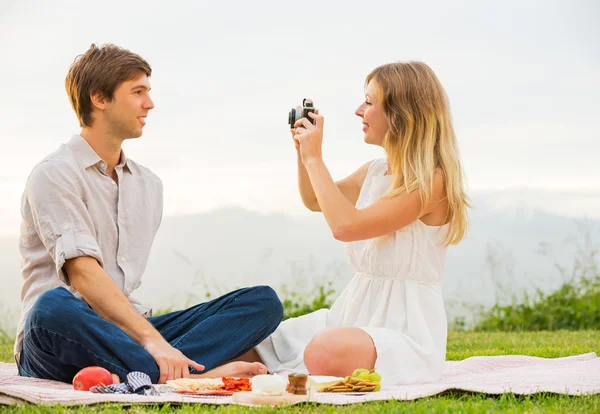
[293,110,324,165]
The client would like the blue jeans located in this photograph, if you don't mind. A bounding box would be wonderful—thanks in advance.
[18,286,283,383]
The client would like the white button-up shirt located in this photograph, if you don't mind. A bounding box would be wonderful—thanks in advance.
[15,135,163,361]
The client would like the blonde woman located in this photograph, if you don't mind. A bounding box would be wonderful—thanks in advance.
[252,62,469,385]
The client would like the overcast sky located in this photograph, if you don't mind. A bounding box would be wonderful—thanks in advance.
[0,0,598,237]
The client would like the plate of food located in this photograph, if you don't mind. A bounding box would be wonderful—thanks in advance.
[166,376,252,397]
[315,369,382,394]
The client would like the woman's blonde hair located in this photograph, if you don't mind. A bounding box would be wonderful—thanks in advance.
[366,61,469,245]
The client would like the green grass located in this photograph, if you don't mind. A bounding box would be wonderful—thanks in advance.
[1,331,599,413]
[0,340,12,364]
[476,274,600,332]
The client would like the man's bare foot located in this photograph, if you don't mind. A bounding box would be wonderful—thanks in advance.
[110,373,120,384]
[190,361,267,379]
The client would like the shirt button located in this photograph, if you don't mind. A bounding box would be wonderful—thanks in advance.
[63,225,69,230]
[120,257,127,262]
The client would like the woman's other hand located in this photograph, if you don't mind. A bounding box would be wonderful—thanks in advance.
[293,110,324,165]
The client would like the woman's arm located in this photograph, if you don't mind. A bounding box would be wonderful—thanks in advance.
[296,148,371,212]
[292,116,371,211]
[294,113,445,242]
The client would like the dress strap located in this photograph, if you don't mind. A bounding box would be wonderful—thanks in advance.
[366,158,388,178]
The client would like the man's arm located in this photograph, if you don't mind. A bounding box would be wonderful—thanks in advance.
[64,256,204,383]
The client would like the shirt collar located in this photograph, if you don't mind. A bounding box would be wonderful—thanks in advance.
[68,134,133,175]
[117,151,133,174]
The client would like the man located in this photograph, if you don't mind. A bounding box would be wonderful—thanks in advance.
[15,43,283,385]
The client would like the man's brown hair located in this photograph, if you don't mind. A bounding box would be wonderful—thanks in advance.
[65,43,152,127]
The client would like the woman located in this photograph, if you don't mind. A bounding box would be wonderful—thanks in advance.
[255,62,469,385]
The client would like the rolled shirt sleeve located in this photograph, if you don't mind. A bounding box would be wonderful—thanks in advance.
[22,161,104,285]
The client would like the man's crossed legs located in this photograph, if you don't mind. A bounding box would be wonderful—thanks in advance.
[18,286,282,383]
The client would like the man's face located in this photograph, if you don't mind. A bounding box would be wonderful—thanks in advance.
[104,74,154,139]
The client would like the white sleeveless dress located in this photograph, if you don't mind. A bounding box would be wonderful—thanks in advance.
[255,158,449,385]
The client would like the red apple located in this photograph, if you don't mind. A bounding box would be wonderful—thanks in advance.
[72,366,113,391]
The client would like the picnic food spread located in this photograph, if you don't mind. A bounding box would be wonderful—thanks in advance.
[165,368,382,397]
[70,364,385,402]
[233,369,382,405]
[76,366,385,403]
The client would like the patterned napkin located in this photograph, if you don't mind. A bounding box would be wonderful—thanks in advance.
[90,372,158,395]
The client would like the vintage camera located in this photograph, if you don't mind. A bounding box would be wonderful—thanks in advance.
[288,98,315,128]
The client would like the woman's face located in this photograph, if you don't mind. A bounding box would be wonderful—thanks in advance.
[355,80,388,146]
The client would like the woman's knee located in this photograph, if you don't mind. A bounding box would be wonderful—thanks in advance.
[303,331,340,375]
[304,327,376,376]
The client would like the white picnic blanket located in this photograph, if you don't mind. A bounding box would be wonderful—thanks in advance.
[0,353,598,406]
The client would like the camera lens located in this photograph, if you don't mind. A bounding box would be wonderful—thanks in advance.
[288,108,301,127]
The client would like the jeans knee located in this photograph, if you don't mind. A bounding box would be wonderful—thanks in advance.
[28,288,72,325]
[253,285,284,327]
[28,287,90,333]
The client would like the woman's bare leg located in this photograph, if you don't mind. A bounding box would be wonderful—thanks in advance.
[303,327,377,377]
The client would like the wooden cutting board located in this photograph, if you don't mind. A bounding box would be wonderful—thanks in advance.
[232,391,309,406]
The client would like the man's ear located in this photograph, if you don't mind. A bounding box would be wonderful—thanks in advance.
[90,90,107,111]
